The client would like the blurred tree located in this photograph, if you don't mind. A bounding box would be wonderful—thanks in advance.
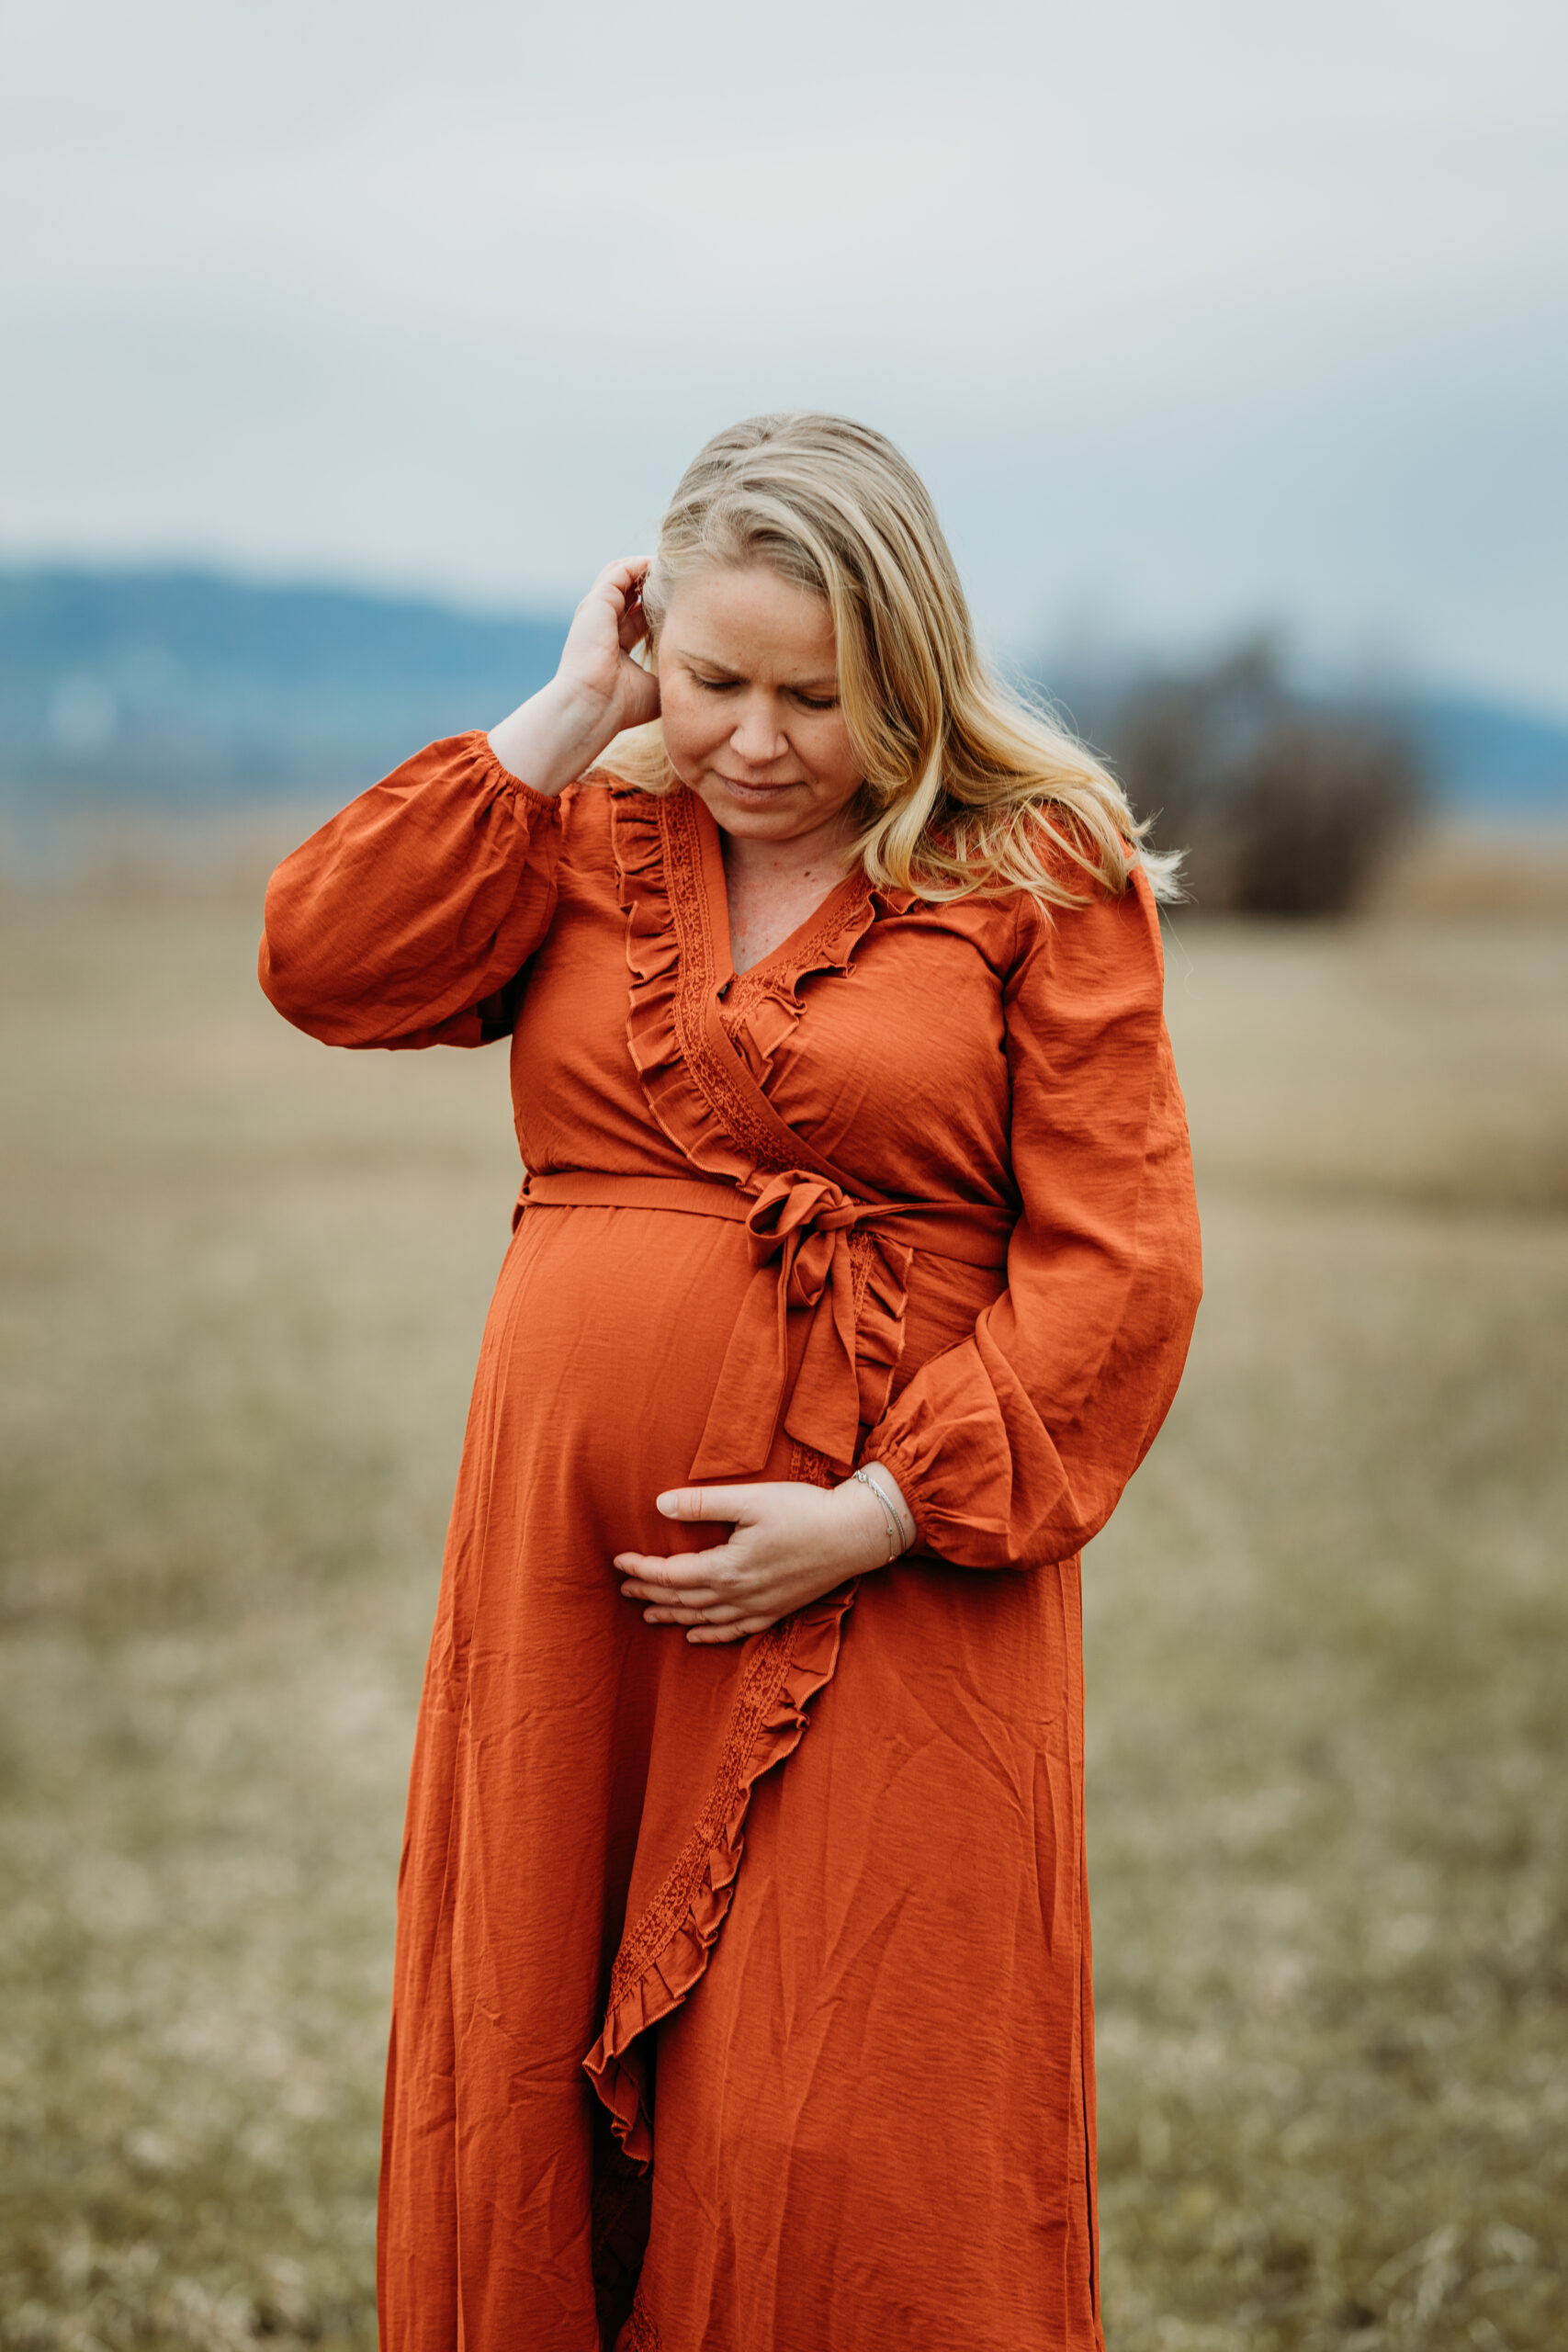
[1109,636,1426,916]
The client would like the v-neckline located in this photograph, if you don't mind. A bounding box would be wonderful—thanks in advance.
[687,789,868,991]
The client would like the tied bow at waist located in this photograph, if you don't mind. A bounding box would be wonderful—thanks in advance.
[518,1168,1013,1480]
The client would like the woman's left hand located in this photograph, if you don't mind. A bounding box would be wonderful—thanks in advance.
[615,1478,901,1644]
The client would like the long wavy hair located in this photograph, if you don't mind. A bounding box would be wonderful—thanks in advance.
[594,411,1179,907]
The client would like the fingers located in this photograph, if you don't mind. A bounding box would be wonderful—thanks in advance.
[638,1601,743,1627]
[593,557,649,624]
[615,1545,736,1619]
[614,1558,781,1640]
[617,1560,767,1637]
[655,1485,761,1525]
[621,1583,723,1612]
[575,559,651,648]
[614,1544,735,1591]
[592,555,650,599]
[617,564,651,653]
[615,1484,785,1643]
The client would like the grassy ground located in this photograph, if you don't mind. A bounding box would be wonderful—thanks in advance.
[0,883,1563,2351]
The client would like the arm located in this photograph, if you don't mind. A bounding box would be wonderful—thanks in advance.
[259,735,566,1048]
[259,558,661,1050]
[861,872,1202,1567]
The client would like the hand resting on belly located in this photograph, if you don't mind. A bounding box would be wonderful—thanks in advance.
[615,1467,915,1644]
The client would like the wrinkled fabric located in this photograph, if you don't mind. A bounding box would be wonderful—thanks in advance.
[259,733,1202,2352]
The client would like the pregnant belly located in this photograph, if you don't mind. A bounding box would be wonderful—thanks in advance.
[471,1200,1002,1566]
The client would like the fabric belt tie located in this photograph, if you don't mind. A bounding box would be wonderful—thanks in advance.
[520,1168,1012,1482]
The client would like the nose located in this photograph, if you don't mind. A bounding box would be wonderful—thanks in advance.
[728,695,789,768]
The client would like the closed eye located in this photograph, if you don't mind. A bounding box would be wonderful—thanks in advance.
[689,673,839,710]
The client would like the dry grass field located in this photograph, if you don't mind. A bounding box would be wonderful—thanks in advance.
[1,859,1564,2351]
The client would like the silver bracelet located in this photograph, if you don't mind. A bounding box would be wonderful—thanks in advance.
[848,1467,908,1564]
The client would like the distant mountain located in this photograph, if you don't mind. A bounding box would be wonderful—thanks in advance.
[0,566,569,797]
[1396,692,1568,816]
[2,564,1564,815]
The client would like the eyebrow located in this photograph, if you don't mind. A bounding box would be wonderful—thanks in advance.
[682,650,840,690]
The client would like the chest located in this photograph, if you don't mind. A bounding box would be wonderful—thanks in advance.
[725,863,844,977]
[508,797,1021,1208]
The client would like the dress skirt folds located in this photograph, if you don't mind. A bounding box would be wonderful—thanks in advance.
[259,735,1203,2352]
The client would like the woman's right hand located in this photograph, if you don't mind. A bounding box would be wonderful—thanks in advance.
[487,557,662,796]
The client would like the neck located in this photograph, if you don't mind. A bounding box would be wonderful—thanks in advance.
[716,809,855,891]
[713,808,859,976]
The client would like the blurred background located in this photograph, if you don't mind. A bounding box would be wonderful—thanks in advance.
[2,4,1564,2348]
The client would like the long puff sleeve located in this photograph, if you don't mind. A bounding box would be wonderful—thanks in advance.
[259,732,565,1049]
[863,871,1201,1567]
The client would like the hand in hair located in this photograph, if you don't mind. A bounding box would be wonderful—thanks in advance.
[488,557,661,796]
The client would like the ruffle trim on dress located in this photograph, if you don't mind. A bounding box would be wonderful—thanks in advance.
[582,1589,851,2167]
[845,1219,914,1436]
[718,861,893,1088]
[610,788,753,1184]
[609,786,911,1187]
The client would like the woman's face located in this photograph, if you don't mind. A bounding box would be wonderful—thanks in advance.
[656,563,863,847]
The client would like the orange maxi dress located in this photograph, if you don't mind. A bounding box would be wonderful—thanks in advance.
[260,731,1202,2352]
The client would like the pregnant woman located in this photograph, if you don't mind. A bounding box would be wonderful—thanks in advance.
[260,411,1202,2352]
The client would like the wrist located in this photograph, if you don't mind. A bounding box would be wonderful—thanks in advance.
[840,1465,916,1566]
[857,1461,917,1552]
[835,1476,894,1572]
[488,677,617,797]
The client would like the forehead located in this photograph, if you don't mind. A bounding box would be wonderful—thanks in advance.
[661,562,837,677]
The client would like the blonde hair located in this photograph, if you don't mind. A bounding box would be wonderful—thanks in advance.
[595,412,1179,908]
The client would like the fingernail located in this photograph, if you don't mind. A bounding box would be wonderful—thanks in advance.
[656,1493,676,1515]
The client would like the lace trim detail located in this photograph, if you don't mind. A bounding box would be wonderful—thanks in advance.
[789,1437,834,1487]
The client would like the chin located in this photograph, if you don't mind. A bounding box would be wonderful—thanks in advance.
[705,777,812,826]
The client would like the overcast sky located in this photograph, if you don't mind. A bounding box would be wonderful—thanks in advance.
[6,0,1565,710]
